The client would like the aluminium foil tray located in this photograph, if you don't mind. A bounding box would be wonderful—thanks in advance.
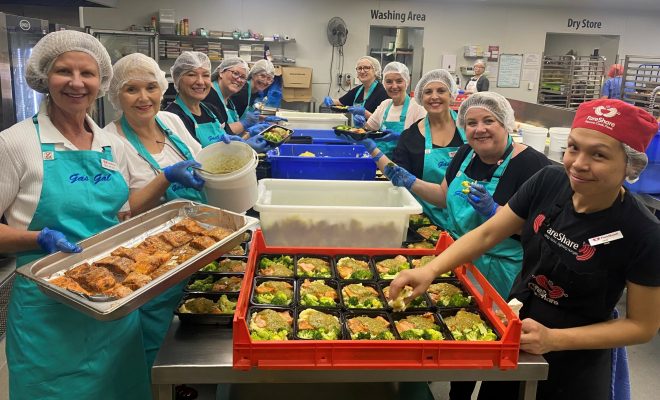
[16,200,258,321]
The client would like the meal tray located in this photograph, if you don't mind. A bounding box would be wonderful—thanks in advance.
[233,230,521,370]
[16,200,258,321]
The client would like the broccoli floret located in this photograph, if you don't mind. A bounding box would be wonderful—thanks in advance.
[350,269,372,280]
[301,293,320,306]
[271,292,291,306]
[255,293,275,304]
[401,329,425,340]
[200,261,219,272]
[347,296,360,307]
[251,328,289,341]
[187,275,215,291]
[318,297,336,307]
[422,329,444,341]
[354,332,372,340]
[375,331,395,340]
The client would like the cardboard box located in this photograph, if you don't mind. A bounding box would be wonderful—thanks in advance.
[282,67,312,88]
[282,87,312,102]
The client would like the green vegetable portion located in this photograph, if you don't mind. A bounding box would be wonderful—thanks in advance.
[296,309,341,340]
[342,283,384,309]
[258,255,294,277]
[427,283,472,307]
[296,257,332,278]
[395,314,444,340]
[299,279,338,307]
[254,280,294,306]
[444,310,497,341]
[249,309,292,341]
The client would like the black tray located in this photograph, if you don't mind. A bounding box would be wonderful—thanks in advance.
[184,272,244,294]
[297,278,341,309]
[332,125,387,141]
[174,293,238,325]
[295,308,345,340]
[259,125,294,147]
[330,105,350,113]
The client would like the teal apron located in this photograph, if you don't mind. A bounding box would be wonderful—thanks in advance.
[241,80,254,119]
[175,95,225,147]
[416,111,466,230]
[353,80,378,107]
[121,114,205,368]
[376,95,410,159]
[7,115,151,400]
[444,137,522,298]
[213,80,240,123]
[120,115,206,203]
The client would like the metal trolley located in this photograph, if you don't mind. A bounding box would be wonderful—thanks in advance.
[537,55,605,109]
[621,55,660,118]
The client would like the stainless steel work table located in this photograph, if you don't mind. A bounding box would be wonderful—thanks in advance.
[152,319,548,400]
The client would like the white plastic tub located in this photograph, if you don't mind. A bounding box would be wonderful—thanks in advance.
[254,179,422,248]
[520,125,548,153]
[276,111,348,129]
[196,141,258,213]
[549,127,571,158]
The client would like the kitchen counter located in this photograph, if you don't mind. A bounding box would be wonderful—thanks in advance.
[152,319,549,400]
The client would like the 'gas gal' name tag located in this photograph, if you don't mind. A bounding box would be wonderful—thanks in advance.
[101,158,118,171]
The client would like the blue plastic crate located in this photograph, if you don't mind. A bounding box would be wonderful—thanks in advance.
[646,130,660,164]
[267,144,377,180]
[625,162,660,194]
[291,128,349,144]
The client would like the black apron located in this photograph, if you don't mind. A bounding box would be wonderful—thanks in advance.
[481,184,624,400]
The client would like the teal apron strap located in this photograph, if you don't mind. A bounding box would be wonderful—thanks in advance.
[213,81,239,123]
[354,80,378,106]
[174,95,200,128]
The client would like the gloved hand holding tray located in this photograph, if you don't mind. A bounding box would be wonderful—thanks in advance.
[333,125,387,140]
[16,200,258,321]
[330,105,349,113]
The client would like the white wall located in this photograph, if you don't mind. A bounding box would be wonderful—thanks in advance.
[81,0,660,104]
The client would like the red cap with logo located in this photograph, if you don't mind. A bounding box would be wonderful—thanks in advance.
[571,99,658,152]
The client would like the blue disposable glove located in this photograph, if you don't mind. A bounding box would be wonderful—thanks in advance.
[384,164,416,190]
[379,129,400,142]
[245,135,273,153]
[163,160,205,191]
[322,96,334,107]
[37,227,82,254]
[339,134,378,153]
[268,89,282,105]
[348,105,366,117]
[264,116,288,124]
[467,183,498,218]
[353,115,366,127]
[240,110,260,129]
[223,134,244,143]
[247,123,270,137]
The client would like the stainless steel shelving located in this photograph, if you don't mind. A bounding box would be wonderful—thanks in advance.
[537,55,605,109]
[621,55,660,118]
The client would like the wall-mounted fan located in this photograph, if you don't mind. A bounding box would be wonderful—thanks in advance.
[327,17,348,47]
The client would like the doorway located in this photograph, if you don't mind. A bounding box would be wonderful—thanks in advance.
[368,26,424,89]
[543,33,620,71]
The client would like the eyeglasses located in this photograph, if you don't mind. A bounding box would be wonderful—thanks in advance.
[254,73,274,84]
[355,66,372,72]
[225,69,247,82]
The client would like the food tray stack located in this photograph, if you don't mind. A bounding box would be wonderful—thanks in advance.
[233,230,521,370]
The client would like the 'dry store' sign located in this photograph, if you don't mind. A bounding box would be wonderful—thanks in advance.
[370,9,427,23]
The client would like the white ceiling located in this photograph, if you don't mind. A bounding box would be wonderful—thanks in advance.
[425,0,660,12]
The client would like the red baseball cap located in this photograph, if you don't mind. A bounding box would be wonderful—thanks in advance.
[571,99,658,152]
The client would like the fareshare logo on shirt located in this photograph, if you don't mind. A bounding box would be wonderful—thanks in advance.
[535,213,596,261]
[585,105,620,131]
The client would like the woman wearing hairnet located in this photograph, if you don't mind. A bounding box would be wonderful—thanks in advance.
[204,57,266,135]
[164,52,270,152]
[362,62,426,158]
[601,64,634,100]
[465,60,489,93]
[0,30,199,399]
[230,59,286,125]
[323,56,389,125]
[390,98,660,400]
[104,53,206,369]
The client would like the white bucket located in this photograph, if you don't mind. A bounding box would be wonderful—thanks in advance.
[196,141,259,213]
[549,127,571,156]
[521,126,548,153]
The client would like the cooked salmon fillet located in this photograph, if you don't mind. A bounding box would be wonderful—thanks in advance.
[189,235,217,250]
[171,218,207,235]
[205,226,234,241]
[160,230,194,248]
[93,256,134,278]
[122,271,152,290]
[50,276,90,295]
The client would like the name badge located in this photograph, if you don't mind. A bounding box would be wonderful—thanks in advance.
[588,230,623,246]
[101,158,118,171]
[42,151,55,160]
[448,151,457,158]
[424,149,431,155]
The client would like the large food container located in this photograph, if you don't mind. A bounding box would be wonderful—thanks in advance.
[232,230,522,370]
[267,144,376,180]
[254,179,422,248]
[276,111,348,129]
[16,200,258,320]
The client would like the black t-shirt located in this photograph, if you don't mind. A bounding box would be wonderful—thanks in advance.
[338,81,389,113]
[164,101,233,144]
[508,165,660,327]
[444,144,551,205]
[391,118,465,179]
[230,83,251,119]
[203,86,240,128]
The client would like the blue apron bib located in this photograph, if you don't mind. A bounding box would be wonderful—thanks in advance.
[416,111,466,230]
[353,80,378,107]
[445,137,523,298]
[213,80,240,123]
[376,95,410,159]
[175,96,225,147]
[121,115,206,203]
[7,115,151,400]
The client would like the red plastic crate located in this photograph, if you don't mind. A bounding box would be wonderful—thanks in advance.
[233,230,521,371]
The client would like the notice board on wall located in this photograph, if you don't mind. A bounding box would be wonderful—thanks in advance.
[497,54,523,88]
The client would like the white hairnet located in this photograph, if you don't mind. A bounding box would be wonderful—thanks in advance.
[248,59,275,79]
[457,91,516,134]
[170,51,211,91]
[414,69,458,105]
[622,143,649,183]
[26,30,112,98]
[357,56,382,80]
[212,57,249,81]
[108,53,168,111]
[382,62,410,88]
